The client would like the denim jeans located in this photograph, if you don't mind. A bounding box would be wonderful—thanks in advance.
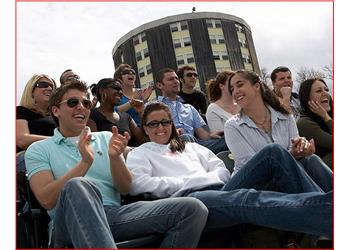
[187,144,332,238]
[50,177,208,248]
[298,154,333,192]
[197,137,228,154]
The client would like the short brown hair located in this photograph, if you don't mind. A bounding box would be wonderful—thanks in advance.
[176,65,195,79]
[49,79,88,126]
[155,68,175,85]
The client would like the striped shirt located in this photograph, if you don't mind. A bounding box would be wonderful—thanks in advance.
[224,106,299,173]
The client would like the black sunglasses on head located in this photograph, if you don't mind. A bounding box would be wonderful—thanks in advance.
[145,119,172,128]
[106,84,123,92]
[185,72,198,78]
[59,97,92,109]
[122,69,136,75]
[35,81,54,89]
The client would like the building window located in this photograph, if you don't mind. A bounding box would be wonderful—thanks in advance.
[207,19,222,28]
[176,55,185,66]
[242,54,251,63]
[214,20,222,28]
[206,19,213,28]
[139,67,145,78]
[239,38,247,48]
[141,33,146,42]
[235,24,243,33]
[187,53,195,64]
[133,36,139,46]
[143,48,149,58]
[170,23,178,32]
[218,35,225,44]
[180,21,188,30]
[221,51,229,60]
[173,39,181,49]
[136,51,142,61]
[146,64,152,74]
[183,37,191,47]
[170,21,189,32]
[209,35,216,44]
[213,51,229,60]
[213,51,220,60]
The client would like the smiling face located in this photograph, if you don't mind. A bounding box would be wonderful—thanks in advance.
[229,73,261,109]
[182,69,198,90]
[52,89,91,137]
[309,80,331,112]
[32,77,55,104]
[143,109,172,145]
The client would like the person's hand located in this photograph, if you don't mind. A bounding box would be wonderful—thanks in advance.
[280,86,292,99]
[140,86,153,102]
[108,126,130,158]
[210,130,223,139]
[78,127,94,166]
[308,100,331,121]
[290,137,315,158]
[176,128,184,136]
[129,99,144,114]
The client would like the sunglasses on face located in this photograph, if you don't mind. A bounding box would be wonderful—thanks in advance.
[35,81,54,89]
[59,97,92,109]
[107,84,123,92]
[185,72,198,78]
[145,119,172,128]
[122,69,136,75]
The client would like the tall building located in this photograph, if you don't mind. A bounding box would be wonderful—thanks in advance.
[112,12,260,97]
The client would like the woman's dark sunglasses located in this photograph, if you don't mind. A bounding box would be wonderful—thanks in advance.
[106,84,123,92]
[35,81,54,89]
[185,72,198,78]
[59,97,92,109]
[145,119,172,128]
[122,69,136,75]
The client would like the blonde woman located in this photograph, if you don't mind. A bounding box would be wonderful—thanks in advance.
[16,74,57,152]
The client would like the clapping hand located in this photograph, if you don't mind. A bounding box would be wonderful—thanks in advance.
[290,137,315,158]
[78,127,94,166]
[108,126,130,158]
[140,86,153,102]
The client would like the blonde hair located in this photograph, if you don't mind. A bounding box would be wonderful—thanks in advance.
[20,74,57,115]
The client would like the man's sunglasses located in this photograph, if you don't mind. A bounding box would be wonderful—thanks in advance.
[122,69,136,75]
[185,72,198,78]
[59,97,93,109]
[35,81,54,89]
[145,119,172,128]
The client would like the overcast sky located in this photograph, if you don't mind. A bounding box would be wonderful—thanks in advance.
[17,1,332,101]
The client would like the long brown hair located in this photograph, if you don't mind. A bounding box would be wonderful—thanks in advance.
[228,70,290,115]
[141,102,185,153]
[207,70,234,102]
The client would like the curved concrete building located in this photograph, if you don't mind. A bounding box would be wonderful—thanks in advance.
[112,12,260,95]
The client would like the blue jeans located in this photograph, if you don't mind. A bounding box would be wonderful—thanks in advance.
[197,137,228,154]
[50,177,208,248]
[298,154,333,192]
[187,144,332,238]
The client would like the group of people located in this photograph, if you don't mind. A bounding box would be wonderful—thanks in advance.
[16,64,333,248]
